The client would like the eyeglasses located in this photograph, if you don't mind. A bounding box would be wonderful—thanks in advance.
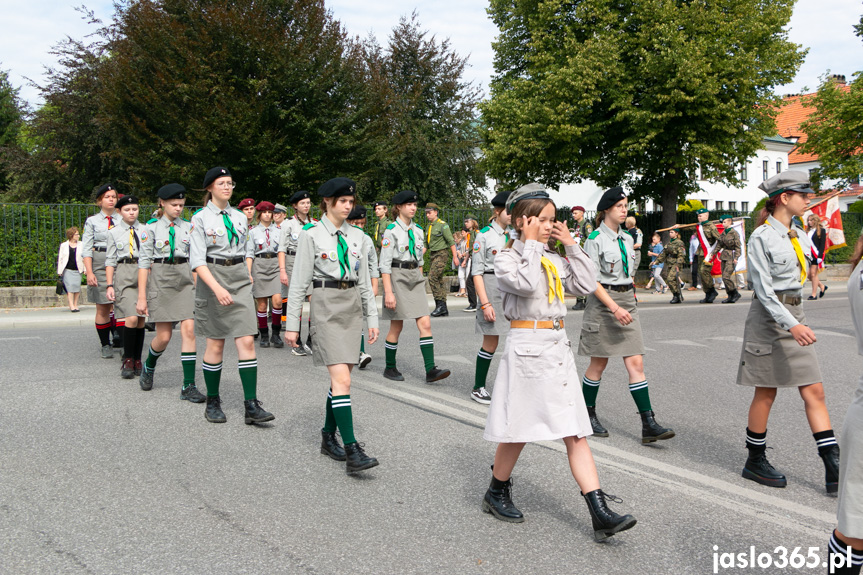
[215,181,236,189]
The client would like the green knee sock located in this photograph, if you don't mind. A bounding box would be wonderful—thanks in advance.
[144,345,164,371]
[629,380,652,412]
[202,360,222,397]
[582,375,600,407]
[475,348,494,390]
[385,340,398,369]
[419,336,435,372]
[181,352,196,388]
[238,358,257,401]
[331,395,356,444]
[360,334,365,353]
[323,389,337,433]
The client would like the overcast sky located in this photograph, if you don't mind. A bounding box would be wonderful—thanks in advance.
[1,0,860,108]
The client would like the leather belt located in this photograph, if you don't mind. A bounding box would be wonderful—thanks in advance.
[312,280,356,290]
[483,271,495,275]
[255,253,278,259]
[117,257,139,264]
[510,319,565,330]
[152,257,188,264]
[92,246,107,252]
[755,292,801,306]
[600,283,633,293]
[206,256,244,266]
[284,249,296,256]
[391,261,418,270]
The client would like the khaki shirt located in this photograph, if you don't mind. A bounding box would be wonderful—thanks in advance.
[278,216,315,255]
[82,210,117,258]
[379,218,425,274]
[426,218,455,252]
[106,219,144,267]
[471,221,509,276]
[583,222,637,285]
[138,216,192,269]
[246,222,281,258]
[373,216,392,250]
[285,214,378,331]
[189,201,251,270]
[495,239,596,321]
[748,214,813,330]
[355,226,380,279]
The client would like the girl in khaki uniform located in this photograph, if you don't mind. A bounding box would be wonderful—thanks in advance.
[481,185,636,541]
[82,184,119,357]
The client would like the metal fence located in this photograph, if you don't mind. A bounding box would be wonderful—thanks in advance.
[3,203,861,286]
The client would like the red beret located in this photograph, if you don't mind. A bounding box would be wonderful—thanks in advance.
[238,198,255,209]
[255,201,275,212]
[571,205,586,212]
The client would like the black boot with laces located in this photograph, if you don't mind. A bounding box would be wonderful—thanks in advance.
[582,489,637,541]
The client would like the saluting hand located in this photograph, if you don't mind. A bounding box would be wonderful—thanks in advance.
[790,324,817,346]
[367,328,379,345]
[520,215,541,241]
[551,221,575,246]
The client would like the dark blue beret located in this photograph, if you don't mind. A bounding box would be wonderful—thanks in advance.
[290,190,311,204]
[203,167,231,189]
[157,183,186,200]
[596,186,627,212]
[318,177,356,199]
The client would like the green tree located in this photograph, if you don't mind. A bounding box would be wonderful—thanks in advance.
[0,68,25,192]
[798,14,863,189]
[360,14,485,205]
[481,0,804,230]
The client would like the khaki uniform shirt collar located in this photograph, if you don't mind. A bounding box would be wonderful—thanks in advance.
[767,214,790,237]
[599,221,623,240]
[206,200,228,215]
[490,221,504,235]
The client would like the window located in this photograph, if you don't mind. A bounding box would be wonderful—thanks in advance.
[763,161,769,181]
[776,161,782,174]
[741,202,749,212]
[715,201,724,210]
[740,164,748,181]
[701,199,709,210]
[729,201,737,211]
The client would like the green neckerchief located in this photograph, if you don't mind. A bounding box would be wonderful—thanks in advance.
[221,211,239,246]
[618,236,629,277]
[407,227,417,260]
[168,223,176,262]
[337,231,350,279]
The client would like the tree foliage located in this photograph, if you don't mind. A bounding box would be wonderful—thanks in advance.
[481,0,804,228]
[798,14,863,189]
[0,68,25,192]
[6,1,482,206]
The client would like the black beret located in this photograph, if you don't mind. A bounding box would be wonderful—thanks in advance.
[596,186,627,212]
[203,167,231,189]
[96,183,115,198]
[289,190,311,204]
[318,177,356,199]
[372,200,388,208]
[157,183,186,200]
[393,190,418,205]
[115,195,139,210]
[348,205,367,220]
[491,191,511,208]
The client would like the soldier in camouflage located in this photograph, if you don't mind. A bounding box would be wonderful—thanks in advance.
[570,205,594,310]
[709,215,743,304]
[654,228,687,304]
[691,208,721,303]
[425,203,458,317]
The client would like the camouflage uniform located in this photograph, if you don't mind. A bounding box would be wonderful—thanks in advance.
[572,218,594,309]
[695,221,721,293]
[373,215,392,255]
[656,237,687,295]
[711,226,742,296]
[426,218,455,301]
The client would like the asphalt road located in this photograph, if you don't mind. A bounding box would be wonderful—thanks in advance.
[0,286,858,574]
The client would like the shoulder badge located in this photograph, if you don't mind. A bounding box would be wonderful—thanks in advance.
[386,223,396,230]
[302,222,316,231]
[473,241,481,253]
[587,230,600,240]
[382,237,391,248]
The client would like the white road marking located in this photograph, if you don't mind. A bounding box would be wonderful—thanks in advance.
[0,336,41,341]
[814,330,853,338]
[656,339,707,347]
[354,373,834,537]
[433,354,473,365]
[707,336,744,342]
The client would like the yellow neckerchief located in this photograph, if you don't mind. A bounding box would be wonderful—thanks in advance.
[427,218,437,243]
[765,220,807,284]
[540,255,564,304]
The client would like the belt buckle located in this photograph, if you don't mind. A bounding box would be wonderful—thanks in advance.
[339,281,349,290]
[552,319,562,330]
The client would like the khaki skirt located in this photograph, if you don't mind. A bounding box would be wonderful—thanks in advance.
[577,289,645,358]
[112,262,141,318]
[484,327,593,443]
[475,273,508,337]
[87,250,111,305]
[736,294,822,387]
[838,378,863,537]
[146,263,194,323]
[251,256,281,298]
[194,263,256,339]
[310,286,364,367]
[382,266,429,320]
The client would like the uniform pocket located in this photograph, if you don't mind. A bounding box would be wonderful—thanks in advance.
[741,340,773,376]
[579,322,601,352]
[513,342,547,378]
[744,341,772,356]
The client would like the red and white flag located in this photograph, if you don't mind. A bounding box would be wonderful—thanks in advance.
[804,195,846,261]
